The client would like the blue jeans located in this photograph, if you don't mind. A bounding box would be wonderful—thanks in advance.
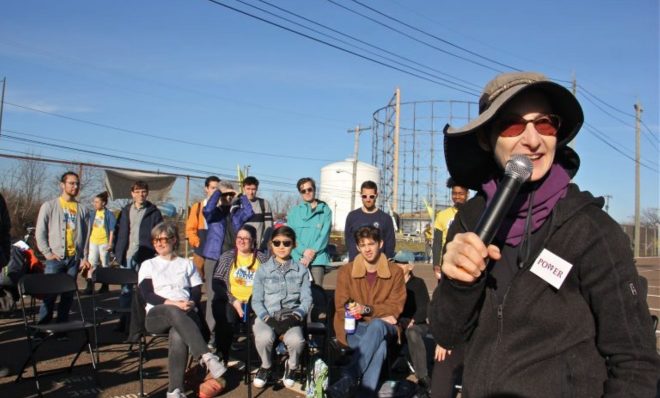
[345,318,397,396]
[119,257,139,310]
[38,257,79,324]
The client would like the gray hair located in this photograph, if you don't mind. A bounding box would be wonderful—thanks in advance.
[151,221,179,250]
[218,180,237,192]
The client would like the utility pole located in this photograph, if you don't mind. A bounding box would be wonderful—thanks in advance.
[603,194,612,214]
[347,125,371,211]
[634,101,642,258]
[392,88,401,214]
[0,77,6,139]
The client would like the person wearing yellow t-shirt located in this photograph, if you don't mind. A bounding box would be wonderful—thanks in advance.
[35,171,89,330]
[82,191,117,294]
[432,178,469,278]
[211,225,269,365]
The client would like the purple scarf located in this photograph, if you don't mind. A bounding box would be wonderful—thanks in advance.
[482,163,570,246]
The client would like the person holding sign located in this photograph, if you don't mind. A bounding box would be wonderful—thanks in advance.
[429,72,659,397]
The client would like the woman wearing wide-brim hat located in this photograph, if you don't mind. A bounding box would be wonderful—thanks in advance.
[429,72,659,397]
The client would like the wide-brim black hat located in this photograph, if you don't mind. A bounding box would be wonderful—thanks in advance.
[444,72,584,190]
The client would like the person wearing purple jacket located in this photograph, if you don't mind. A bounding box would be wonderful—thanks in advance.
[202,180,253,350]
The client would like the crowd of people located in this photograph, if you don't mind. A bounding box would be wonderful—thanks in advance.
[0,70,658,398]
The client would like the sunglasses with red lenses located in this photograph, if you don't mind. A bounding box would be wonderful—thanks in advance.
[272,240,293,248]
[495,114,561,138]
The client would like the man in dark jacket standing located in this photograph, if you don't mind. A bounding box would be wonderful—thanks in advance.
[344,181,396,261]
[113,181,163,328]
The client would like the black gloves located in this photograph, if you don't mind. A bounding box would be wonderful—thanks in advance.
[264,311,303,336]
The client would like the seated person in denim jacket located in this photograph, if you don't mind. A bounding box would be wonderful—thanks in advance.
[328,226,406,398]
[250,226,312,389]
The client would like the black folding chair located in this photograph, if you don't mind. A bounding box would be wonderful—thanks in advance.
[16,273,98,397]
[91,267,138,363]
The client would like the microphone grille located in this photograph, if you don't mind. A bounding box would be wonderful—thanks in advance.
[505,155,533,182]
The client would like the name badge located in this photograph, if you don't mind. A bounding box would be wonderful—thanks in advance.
[530,249,573,289]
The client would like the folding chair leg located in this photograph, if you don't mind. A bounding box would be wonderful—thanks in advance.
[138,336,145,398]
[246,324,252,398]
[68,340,88,373]
[16,338,42,383]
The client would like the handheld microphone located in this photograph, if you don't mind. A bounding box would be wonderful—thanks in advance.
[474,155,533,244]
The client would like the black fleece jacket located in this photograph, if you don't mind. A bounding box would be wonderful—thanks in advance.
[429,184,659,398]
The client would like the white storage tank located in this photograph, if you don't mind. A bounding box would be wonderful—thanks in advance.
[319,159,380,232]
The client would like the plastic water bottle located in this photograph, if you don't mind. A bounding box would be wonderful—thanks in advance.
[344,305,356,335]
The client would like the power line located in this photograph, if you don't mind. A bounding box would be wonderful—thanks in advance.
[347,0,521,72]
[641,120,660,146]
[1,130,300,189]
[577,84,636,118]
[583,123,658,173]
[577,92,659,152]
[204,0,478,96]
[251,0,480,91]
[4,101,335,162]
[326,0,503,73]
[0,37,350,128]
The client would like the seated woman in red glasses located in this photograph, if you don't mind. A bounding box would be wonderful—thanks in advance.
[429,72,659,397]
[138,222,227,398]
[250,226,312,389]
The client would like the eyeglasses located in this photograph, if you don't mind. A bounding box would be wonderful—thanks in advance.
[221,192,236,198]
[299,188,314,194]
[272,240,293,248]
[361,194,376,199]
[152,237,174,244]
[236,236,252,242]
[495,114,561,138]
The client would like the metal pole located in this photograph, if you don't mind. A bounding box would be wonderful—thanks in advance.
[0,77,5,139]
[634,101,642,258]
[351,125,359,211]
[185,176,190,257]
[392,88,401,213]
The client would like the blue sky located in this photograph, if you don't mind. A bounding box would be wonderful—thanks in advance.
[0,0,657,223]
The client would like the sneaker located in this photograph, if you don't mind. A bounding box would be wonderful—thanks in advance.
[282,361,299,388]
[201,353,227,379]
[326,374,357,398]
[253,367,272,388]
[198,374,226,398]
[207,336,216,352]
[166,388,186,398]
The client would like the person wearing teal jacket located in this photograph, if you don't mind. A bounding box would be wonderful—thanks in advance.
[286,177,332,286]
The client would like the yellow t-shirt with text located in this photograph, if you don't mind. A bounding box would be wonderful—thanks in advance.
[90,209,108,245]
[59,197,78,257]
[229,253,262,303]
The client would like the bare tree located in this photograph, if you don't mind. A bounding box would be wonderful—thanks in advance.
[0,157,51,239]
[268,191,299,220]
[641,208,660,227]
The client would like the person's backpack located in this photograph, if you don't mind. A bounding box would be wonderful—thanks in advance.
[304,357,329,398]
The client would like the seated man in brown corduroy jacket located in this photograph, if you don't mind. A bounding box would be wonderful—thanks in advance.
[328,225,406,398]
